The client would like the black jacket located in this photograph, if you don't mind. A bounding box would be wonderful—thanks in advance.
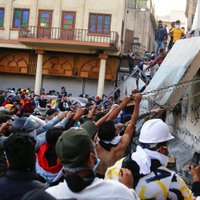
[0,169,47,200]
[192,182,200,197]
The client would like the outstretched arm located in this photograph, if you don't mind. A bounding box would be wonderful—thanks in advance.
[95,96,131,127]
[124,93,141,136]
[119,93,141,148]
[106,97,130,121]
[73,108,85,122]
[95,107,116,127]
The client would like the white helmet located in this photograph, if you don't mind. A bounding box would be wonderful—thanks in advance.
[139,119,174,144]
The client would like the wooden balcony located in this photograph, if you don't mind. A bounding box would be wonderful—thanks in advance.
[18,26,119,51]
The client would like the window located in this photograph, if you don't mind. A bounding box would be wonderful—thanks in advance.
[89,13,111,34]
[13,9,29,29]
[37,10,52,38]
[39,11,52,28]
[0,8,4,27]
[62,12,76,29]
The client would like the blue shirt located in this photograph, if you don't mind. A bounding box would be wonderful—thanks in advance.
[155,27,167,41]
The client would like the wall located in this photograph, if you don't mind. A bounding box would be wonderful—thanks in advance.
[0,0,12,39]
[124,8,155,53]
[164,73,200,183]
[166,72,200,153]
[0,0,125,50]
[0,73,115,96]
[185,0,197,30]
[0,49,118,81]
[166,70,200,161]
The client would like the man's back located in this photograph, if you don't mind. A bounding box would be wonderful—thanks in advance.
[95,141,126,174]
[0,169,46,200]
[135,165,192,199]
[46,178,139,200]
[122,156,192,200]
[1,133,47,200]
[123,157,192,198]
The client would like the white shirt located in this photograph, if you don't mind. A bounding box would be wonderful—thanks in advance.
[46,178,139,200]
[143,64,151,76]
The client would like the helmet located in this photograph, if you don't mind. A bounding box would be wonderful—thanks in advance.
[139,119,174,144]
[12,116,43,133]
[12,117,28,133]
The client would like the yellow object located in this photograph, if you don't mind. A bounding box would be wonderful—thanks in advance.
[105,160,193,200]
[5,104,14,111]
[50,99,56,108]
[105,158,124,181]
[170,28,184,43]
[136,166,193,200]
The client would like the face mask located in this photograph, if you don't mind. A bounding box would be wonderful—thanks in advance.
[157,146,169,156]
[92,153,100,171]
[176,25,180,29]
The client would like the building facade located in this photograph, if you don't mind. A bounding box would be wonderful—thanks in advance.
[124,0,156,55]
[185,0,197,31]
[0,0,127,96]
[0,0,155,96]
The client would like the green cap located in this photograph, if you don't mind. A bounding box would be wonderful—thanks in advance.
[81,120,98,139]
[56,127,92,168]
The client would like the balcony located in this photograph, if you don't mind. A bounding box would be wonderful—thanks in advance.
[18,26,119,51]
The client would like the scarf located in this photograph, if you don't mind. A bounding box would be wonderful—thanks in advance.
[100,135,122,151]
[63,167,95,192]
[131,146,169,175]
[37,143,62,173]
[101,135,122,145]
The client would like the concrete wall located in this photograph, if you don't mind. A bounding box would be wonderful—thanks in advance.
[0,0,12,39]
[124,8,155,52]
[166,72,200,153]
[185,0,197,30]
[165,73,200,183]
[0,73,114,96]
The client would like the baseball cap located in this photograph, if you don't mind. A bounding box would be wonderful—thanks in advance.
[56,127,92,168]
[81,120,98,139]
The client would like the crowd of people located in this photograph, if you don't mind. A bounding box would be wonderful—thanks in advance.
[125,19,189,93]
[0,84,199,200]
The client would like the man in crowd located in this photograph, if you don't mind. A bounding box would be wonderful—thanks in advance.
[155,20,167,58]
[190,164,200,197]
[0,133,46,200]
[169,20,185,47]
[168,22,175,51]
[145,48,167,72]
[54,93,72,111]
[46,127,139,199]
[127,49,136,74]
[122,119,193,199]
[95,93,141,176]
[38,93,48,109]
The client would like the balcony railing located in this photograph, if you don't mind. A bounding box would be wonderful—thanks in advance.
[18,26,119,48]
